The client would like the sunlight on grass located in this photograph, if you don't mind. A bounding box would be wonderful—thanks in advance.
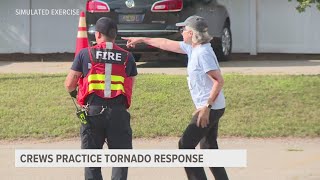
[0,73,319,139]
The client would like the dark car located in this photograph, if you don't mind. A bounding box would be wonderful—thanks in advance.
[86,0,232,61]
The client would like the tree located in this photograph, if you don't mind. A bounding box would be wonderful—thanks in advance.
[289,0,320,12]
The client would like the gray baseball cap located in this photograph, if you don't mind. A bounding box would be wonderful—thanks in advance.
[176,15,208,32]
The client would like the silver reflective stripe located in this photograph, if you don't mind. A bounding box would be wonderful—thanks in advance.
[104,64,112,97]
[106,42,113,49]
[104,42,113,98]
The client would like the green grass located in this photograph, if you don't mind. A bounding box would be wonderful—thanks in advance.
[0,74,319,139]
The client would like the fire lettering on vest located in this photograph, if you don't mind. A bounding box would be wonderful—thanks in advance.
[96,51,122,61]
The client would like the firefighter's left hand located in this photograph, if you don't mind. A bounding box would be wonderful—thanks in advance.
[69,89,77,98]
[196,107,210,128]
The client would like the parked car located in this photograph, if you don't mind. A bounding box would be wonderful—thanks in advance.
[85,0,232,61]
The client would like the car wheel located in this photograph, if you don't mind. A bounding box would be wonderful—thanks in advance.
[212,22,232,61]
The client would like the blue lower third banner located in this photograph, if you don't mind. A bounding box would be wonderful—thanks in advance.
[15,149,247,167]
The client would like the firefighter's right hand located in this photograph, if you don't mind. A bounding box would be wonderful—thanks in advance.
[69,89,77,98]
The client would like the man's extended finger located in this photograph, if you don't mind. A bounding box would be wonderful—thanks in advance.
[121,37,129,40]
[205,118,209,127]
[196,117,201,127]
[202,118,209,128]
[126,42,134,48]
[198,117,203,128]
[127,41,135,47]
[201,119,206,128]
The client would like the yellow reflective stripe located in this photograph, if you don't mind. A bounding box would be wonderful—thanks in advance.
[88,74,105,82]
[88,74,124,83]
[88,83,125,92]
[112,76,124,83]
[89,83,104,91]
[111,84,125,92]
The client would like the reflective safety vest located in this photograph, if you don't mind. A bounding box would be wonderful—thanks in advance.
[77,42,133,108]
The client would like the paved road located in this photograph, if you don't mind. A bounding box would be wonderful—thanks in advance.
[0,60,319,75]
[1,138,320,180]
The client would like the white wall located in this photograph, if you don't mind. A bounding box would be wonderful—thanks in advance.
[219,0,320,54]
[257,0,320,53]
[218,0,251,53]
[31,0,84,53]
[0,0,30,53]
[0,0,84,54]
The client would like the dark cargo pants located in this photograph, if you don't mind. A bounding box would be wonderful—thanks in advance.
[178,108,229,180]
[80,104,132,180]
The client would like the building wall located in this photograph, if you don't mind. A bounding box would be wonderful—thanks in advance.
[0,0,31,53]
[218,0,320,54]
[218,0,251,53]
[31,0,84,53]
[0,0,84,54]
[257,0,320,53]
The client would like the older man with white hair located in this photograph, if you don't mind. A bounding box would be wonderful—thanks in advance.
[122,15,229,180]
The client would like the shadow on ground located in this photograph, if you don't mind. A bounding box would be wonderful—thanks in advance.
[0,53,75,62]
[0,61,13,67]
[231,53,320,61]
[0,74,66,81]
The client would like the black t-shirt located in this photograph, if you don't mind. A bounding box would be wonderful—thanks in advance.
[71,48,138,77]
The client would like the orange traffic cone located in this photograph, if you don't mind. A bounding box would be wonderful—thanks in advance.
[74,11,89,57]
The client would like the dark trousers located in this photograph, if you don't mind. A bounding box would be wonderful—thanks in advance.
[80,103,132,180]
[178,108,229,180]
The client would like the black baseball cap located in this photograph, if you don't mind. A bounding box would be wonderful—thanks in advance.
[176,15,208,32]
[95,17,118,38]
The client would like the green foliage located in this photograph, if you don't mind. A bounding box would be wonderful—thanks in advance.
[289,0,320,12]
